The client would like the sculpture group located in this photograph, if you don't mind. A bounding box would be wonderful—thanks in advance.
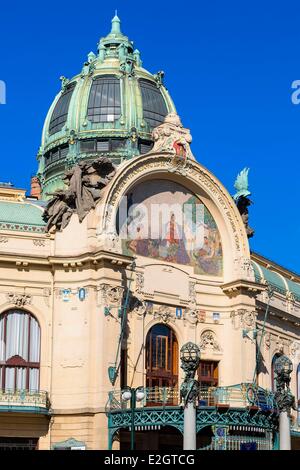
[43,157,116,232]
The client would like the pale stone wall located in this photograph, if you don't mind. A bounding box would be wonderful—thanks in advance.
[0,154,298,449]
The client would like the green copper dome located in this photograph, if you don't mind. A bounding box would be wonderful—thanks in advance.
[37,15,176,198]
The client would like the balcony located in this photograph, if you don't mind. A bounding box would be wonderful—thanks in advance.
[107,383,277,412]
[106,383,278,449]
[0,389,50,414]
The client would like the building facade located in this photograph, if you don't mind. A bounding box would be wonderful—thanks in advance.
[0,16,299,450]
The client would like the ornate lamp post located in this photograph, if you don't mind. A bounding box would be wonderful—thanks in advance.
[274,355,296,450]
[180,342,200,450]
[121,386,145,450]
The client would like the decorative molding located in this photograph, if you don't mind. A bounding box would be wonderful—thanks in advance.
[0,236,8,243]
[6,292,32,307]
[33,239,46,247]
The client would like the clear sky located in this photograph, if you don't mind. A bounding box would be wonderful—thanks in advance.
[0,0,299,272]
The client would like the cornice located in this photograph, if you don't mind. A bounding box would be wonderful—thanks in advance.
[0,249,133,270]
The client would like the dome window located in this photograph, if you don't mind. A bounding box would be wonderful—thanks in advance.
[87,76,121,123]
[45,144,69,167]
[49,83,76,135]
[139,79,168,128]
[139,140,153,155]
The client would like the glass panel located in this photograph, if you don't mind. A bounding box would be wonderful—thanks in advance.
[5,367,15,392]
[80,140,96,152]
[96,140,109,152]
[16,367,26,390]
[29,368,39,392]
[140,79,168,128]
[87,76,121,123]
[49,84,76,135]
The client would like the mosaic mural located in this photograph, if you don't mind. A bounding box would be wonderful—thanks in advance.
[118,180,223,276]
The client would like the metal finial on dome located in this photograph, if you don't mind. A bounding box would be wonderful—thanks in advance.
[111,12,121,34]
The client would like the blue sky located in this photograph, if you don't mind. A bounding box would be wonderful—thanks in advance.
[0,0,300,272]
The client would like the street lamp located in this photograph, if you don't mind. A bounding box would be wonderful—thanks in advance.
[274,355,296,450]
[180,342,201,450]
[121,386,145,450]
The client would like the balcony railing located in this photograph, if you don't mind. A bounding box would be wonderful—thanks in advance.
[0,389,50,414]
[107,383,277,413]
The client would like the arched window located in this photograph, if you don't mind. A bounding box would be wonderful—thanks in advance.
[271,353,282,391]
[145,324,178,390]
[49,83,76,135]
[87,75,121,123]
[139,79,168,128]
[0,310,40,392]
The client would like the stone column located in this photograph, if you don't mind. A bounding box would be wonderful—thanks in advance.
[279,411,291,450]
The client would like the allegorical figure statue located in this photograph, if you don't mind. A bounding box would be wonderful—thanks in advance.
[233,167,254,238]
[43,157,116,232]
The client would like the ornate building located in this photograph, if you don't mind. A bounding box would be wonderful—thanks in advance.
[0,16,299,450]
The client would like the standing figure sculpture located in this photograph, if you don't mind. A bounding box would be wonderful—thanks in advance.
[233,167,254,238]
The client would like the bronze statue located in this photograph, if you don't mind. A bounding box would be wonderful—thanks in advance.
[43,157,116,232]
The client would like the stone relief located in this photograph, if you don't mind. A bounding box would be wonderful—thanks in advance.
[135,272,144,295]
[230,308,256,329]
[153,305,174,323]
[6,293,32,307]
[290,341,299,357]
[234,256,255,281]
[199,330,221,352]
[264,332,271,349]
[276,336,284,353]
[184,308,200,325]
[0,236,8,243]
[151,114,194,175]
[33,239,46,247]
[43,157,116,232]
[130,297,147,317]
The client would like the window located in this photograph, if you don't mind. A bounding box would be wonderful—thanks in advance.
[139,140,154,155]
[45,145,69,166]
[49,83,76,135]
[198,360,219,390]
[87,76,121,123]
[80,138,125,153]
[146,324,178,390]
[139,79,168,128]
[0,310,40,392]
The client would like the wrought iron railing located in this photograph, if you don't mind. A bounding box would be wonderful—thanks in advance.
[0,389,50,412]
[200,435,272,451]
[106,383,277,413]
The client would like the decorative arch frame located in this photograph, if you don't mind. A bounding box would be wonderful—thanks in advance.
[98,152,250,282]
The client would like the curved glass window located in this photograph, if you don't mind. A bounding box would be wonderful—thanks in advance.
[87,76,121,123]
[0,310,40,392]
[49,84,75,135]
[140,79,168,128]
